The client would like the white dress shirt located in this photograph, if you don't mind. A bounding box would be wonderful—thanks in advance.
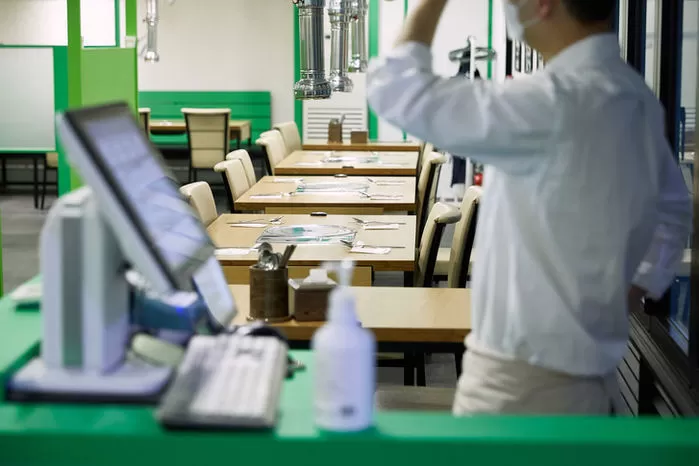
[367,33,692,376]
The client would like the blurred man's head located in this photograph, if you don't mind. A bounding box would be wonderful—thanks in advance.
[505,0,615,60]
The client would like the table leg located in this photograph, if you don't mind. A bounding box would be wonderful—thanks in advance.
[403,271,414,287]
[455,350,464,378]
[33,156,39,209]
[403,352,415,386]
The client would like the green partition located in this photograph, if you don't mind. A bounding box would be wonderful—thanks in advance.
[139,91,272,146]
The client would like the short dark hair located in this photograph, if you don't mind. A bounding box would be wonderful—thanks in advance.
[561,0,615,23]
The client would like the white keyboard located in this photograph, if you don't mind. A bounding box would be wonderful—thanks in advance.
[157,334,288,429]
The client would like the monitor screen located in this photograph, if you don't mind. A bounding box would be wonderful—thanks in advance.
[63,103,214,290]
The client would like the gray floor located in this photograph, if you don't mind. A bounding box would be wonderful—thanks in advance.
[0,192,459,388]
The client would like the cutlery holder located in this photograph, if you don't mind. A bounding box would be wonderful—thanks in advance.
[328,120,343,143]
[249,266,291,322]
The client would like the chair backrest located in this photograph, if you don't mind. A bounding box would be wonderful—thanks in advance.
[416,142,433,179]
[138,107,151,134]
[448,186,483,288]
[273,121,302,153]
[182,108,231,170]
[214,159,251,212]
[45,152,59,169]
[256,130,288,175]
[417,151,447,242]
[179,181,218,227]
[415,203,461,287]
[226,149,257,186]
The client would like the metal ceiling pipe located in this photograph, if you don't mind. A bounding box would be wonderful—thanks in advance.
[327,0,353,92]
[348,0,368,73]
[293,0,332,100]
[144,0,160,63]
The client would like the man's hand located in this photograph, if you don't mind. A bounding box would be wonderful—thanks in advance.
[628,285,647,314]
[395,0,449,48]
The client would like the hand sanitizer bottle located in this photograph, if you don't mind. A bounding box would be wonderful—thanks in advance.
[311,260,376,432]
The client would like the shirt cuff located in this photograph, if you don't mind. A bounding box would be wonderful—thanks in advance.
[632,261,676,300]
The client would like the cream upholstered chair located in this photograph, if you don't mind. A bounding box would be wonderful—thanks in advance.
[40,151,59,209]
[256,130,288,175]
[214,159,251,212]
[416,151,447,244]
[414,203,461,287]
[182,108,231,182]
[138,108,151,135]
[226,149,257,186]
[179,181,218,227]
[273,121,303,153]
[435,186,483,287]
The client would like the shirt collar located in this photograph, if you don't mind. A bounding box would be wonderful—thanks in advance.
[545,33,621,72]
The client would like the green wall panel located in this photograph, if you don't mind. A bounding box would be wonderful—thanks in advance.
[139,91,273,143]
[81,49,138,110]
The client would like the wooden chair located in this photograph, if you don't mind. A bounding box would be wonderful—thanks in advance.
[416,151,447,244]
[273,121,302,153]
[435,186,482,287]
[214,159,251,213]
[40,152,59,209]
[182,108,231,182]
[256,130,288,176]
[226,149,257,186]
[179,181,218,227]
[138,108,151,135]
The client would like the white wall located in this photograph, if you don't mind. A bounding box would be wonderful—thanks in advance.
[0,0,116,46]
[137,0,295,125]
[682,0,698,108]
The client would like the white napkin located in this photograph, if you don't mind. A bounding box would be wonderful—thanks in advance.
[215,248,252,256]
[250,194,283,199]
[272,177,303,183]
[374,181,406,186]
[350,246,391,255]
[294,162,323,166]
[363,223,400,230]
[229,223,268,228]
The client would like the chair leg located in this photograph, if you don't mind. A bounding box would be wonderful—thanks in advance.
[40,162,48,209]
[192,169,198,182]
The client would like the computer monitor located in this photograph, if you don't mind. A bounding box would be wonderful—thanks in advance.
[56,102,235,326]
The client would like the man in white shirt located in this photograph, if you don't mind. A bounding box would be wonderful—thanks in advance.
[367,0,692,414]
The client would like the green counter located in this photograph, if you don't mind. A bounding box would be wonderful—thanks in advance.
[0,279,698,466]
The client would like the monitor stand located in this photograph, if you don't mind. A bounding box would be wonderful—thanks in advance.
[8,187,172,402]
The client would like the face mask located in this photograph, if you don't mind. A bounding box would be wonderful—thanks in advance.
[504,0,541,42]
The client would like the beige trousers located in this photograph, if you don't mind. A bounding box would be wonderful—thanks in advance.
[452,349,621,416]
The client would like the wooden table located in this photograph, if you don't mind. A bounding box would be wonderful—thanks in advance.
[303,140,421,152]
[235,176,417,215]
[208,213,416,285]
[274,150,418,176]
[149,119,252,148]
[229,285,471,343]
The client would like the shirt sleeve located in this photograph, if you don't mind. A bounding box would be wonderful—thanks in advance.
[632,151,692,300]
[366,41,559,171]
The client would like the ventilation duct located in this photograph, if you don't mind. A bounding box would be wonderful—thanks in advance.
[348,0,368,73]
[327,0,353,92]
[144,0,160,63]
[293,0,332,100]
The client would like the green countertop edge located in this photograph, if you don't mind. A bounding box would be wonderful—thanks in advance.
[0,277,698,466]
